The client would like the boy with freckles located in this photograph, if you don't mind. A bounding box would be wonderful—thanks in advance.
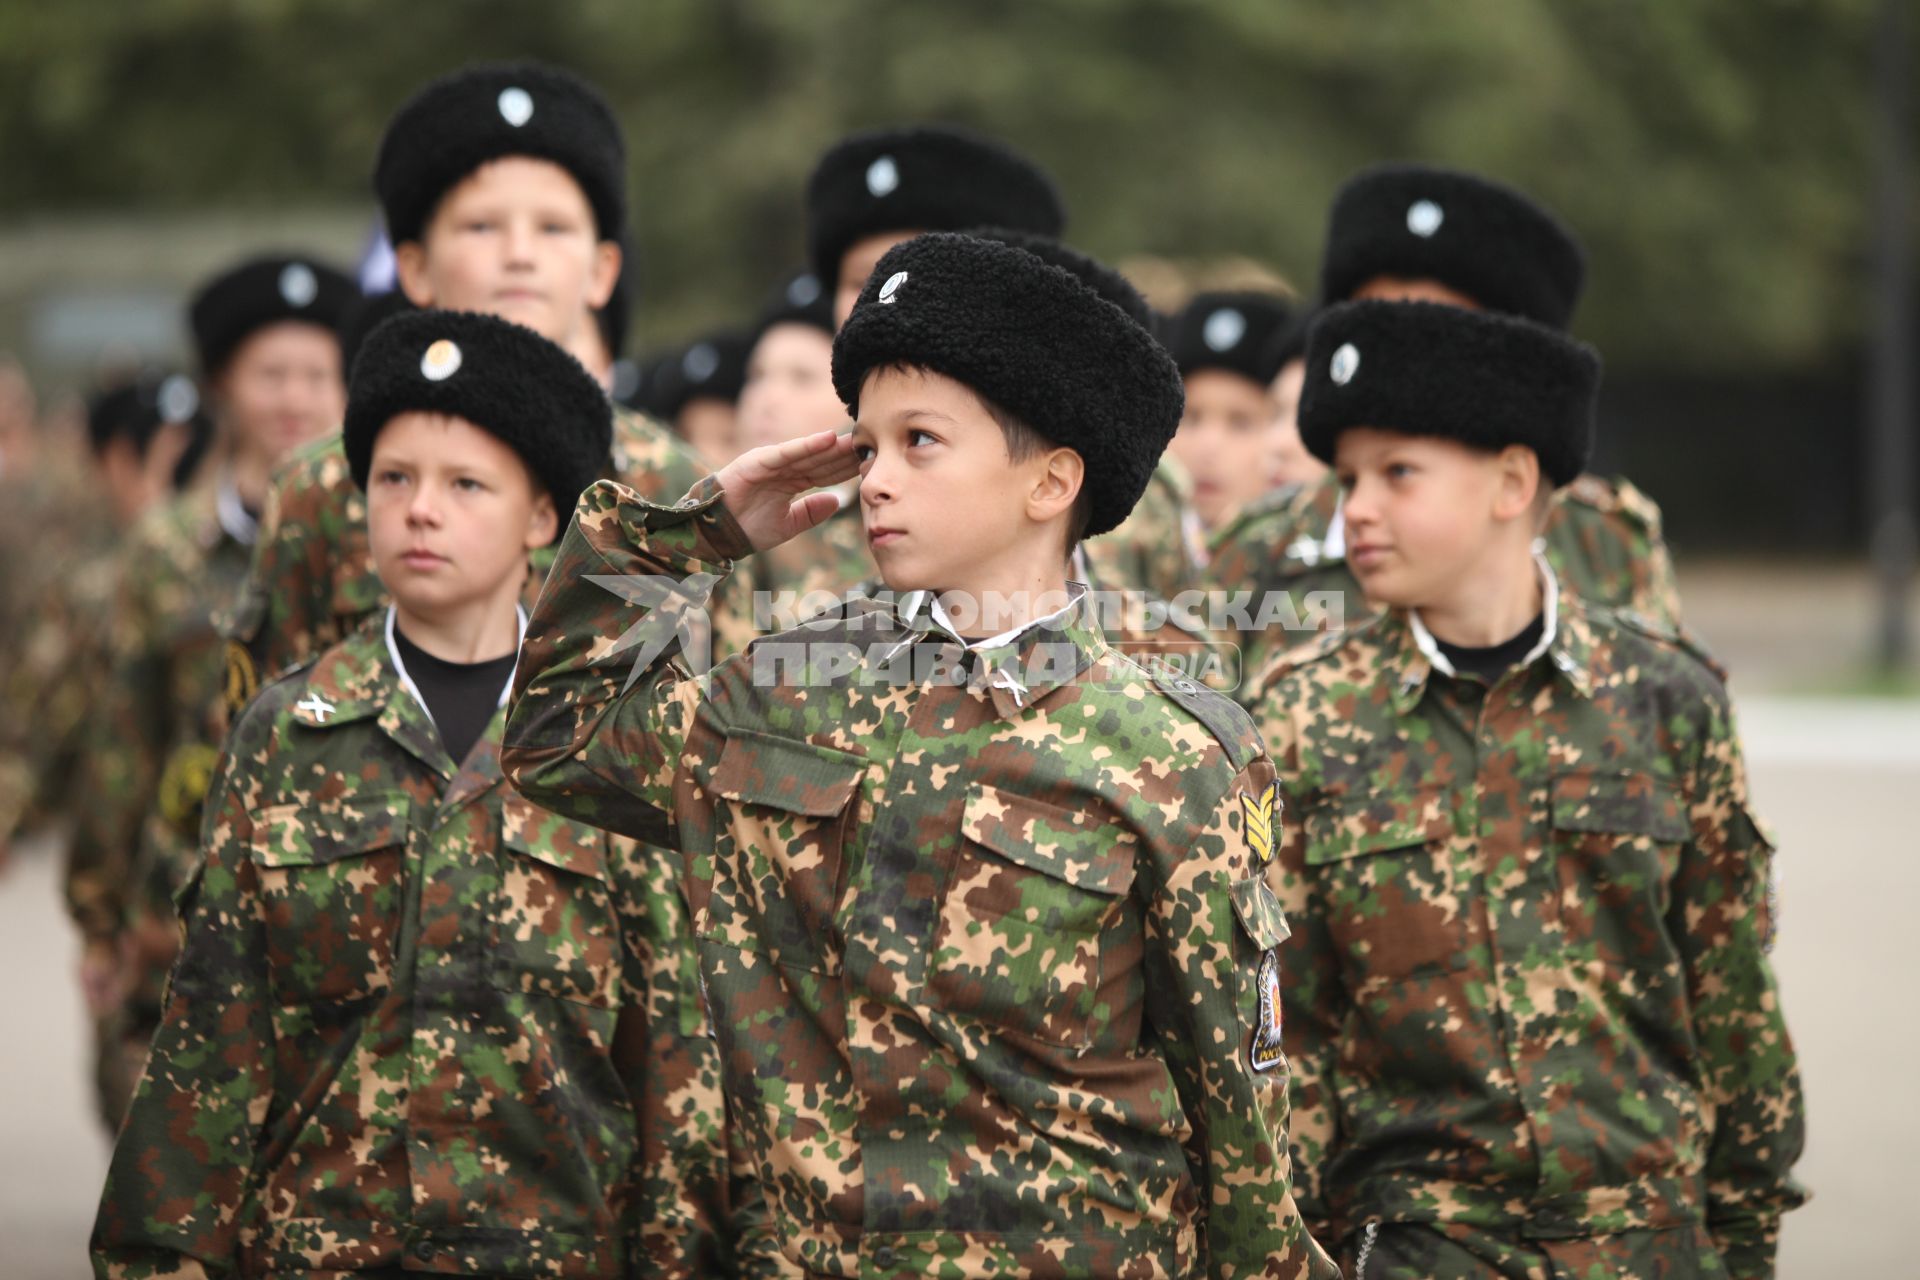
[504,232,1337,1278]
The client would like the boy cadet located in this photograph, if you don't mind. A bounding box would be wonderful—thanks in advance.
[224,61,720,699]
[502,233,1338,1278]
[1163,290,1297,552]
[92,310,782,1279]
[652,330,752,468]
[65,254,352,1125]
[1205,164,1682,690]
[3,374,207,1119]
[1255,301,1805,1278]
[764,124,1197,606]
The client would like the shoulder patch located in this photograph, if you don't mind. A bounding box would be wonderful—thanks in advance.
[1600,602,1729,683]
[1149,666,1261,771]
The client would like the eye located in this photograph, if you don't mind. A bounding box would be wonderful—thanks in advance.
[462,218,497,233]
[453,476,486,493]
[374,468,408,487]
[1334,471,1357,493]
[907,428,938,448]
[1386,462,1416,481]
[852,443,876,464]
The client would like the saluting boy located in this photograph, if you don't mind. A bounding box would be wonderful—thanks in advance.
[503,233,1337,1278]
[1255,301,1805,1278]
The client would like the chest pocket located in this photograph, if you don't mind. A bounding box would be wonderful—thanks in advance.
[495,793,621,1009]
[1302,785,1464,988]
[706,731,866,976]
[1549,769,1690,945]
[249,792,409,1005]
[930,784,1139,1051]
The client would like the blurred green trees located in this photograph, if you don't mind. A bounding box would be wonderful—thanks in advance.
[0,0,1900,370]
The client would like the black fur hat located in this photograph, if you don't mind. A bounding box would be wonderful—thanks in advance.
[86,372,210,457]
[374,61,626,245]
[649,332,753,422]
[1166,290,1297,386]
[1320,163,1586,329]
[338,289,415,379]
[188,254,355,375]
[752,269,835,347]
[344,309,613,530]
[805,125,1065,287]
[831,232,1182,538]
[970,227,1153,329]
[1262,304,1316,373]
[1298,300,1599,488]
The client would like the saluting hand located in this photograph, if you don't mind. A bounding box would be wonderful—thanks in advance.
[715,430,861,552]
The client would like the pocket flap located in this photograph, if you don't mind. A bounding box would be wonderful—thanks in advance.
[1550,771,1690,841]
[250,791,410,868]
[1230,874,1291,949]
[502,792,610,880]
[1302,786,1454,866]
[961,785,1137,896]
[711,730,865,816]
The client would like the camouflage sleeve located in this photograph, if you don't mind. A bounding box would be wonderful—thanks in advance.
[503,476,748,843]
[1141,752,1338,1279]
[66,546,170,941]
[1680,702,1807,1279]
[1259,700,1346,1238]
[91,720,275,1278]
[241,445,358,682]
[608,830,787,1278]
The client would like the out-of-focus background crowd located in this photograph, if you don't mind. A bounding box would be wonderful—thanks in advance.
[0,3,1914,1275]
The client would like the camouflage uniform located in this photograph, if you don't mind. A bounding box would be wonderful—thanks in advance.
[501,477,1339,1279]
[1252,566,1806,1279]
[92,611,782,1279]
[223,404,744,706]
[1207,471,1683,698]
[1081,454,1199,602]
[0,515,120,845]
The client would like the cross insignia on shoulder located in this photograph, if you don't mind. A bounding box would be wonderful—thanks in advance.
[296,693,336,723]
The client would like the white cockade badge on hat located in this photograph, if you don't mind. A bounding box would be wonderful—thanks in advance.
[498,86,534,128]
[421,339,463,382]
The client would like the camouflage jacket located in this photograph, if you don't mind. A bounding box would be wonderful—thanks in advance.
[224,404,749,704]
[65,480,254,942]
[1251,570,1805,1278]
[1081,454,1201,603]
[501,477,1339,1279]
[0,512,121,843]
[1207,471,1684,699]
[91,610,780,1279]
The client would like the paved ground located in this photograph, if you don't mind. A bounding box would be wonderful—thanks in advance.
[2,556,1913,1275]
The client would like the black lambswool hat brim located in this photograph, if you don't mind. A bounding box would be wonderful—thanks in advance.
[1167,290,1298,386]
[374,61,626,246]
[87,373,210,455]
[1298,300,1599,488]
[969,227,1153,329]
[189,254,356,375]
[805,125,1066,287]
[831,232,1182,539]
[1320,163,1587,329]
[344,309,613,535]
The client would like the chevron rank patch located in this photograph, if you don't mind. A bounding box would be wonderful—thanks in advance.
[1242,781,1276,866]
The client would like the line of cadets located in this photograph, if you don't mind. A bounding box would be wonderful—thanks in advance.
[0,52,1799,1280]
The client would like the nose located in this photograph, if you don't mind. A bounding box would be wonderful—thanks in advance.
[1342,474,1379,528]
[860,447,896,508]
[406,482,443,528]
[502,216,536,266]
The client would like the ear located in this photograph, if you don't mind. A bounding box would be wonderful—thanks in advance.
[584,239,622,311]
[1490,445,1542,524]
[1026,446,1085,526]
[394,241,435,308]
[525,490,560,549]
